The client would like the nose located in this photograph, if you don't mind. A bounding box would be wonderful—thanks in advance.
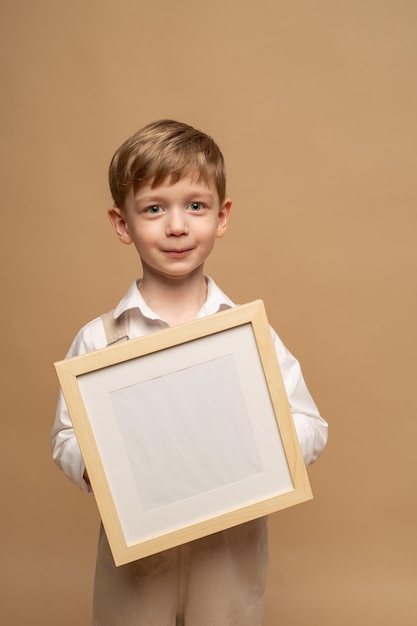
[166,208,189,236]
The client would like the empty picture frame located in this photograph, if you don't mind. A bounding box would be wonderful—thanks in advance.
[55,300,312,566]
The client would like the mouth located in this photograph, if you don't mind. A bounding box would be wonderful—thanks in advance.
[163,248,194,258]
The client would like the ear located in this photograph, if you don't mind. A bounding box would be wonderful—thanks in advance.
[216,198,232,239]
[108,206,133,245]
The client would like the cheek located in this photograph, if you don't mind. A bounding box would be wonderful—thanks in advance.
[130,228,158,254]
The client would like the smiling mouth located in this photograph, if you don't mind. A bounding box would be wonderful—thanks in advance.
[163,248,193,257]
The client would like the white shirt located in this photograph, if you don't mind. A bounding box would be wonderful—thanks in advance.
[51,277,328,493]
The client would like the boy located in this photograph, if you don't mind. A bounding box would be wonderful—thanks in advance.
[51,119,328,626]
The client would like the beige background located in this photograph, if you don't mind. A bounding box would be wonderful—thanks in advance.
[1,1,416,624]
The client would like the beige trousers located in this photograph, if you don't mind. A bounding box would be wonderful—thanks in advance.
[92,517,269,626]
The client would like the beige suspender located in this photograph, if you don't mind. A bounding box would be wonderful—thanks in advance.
[100,310,129,346]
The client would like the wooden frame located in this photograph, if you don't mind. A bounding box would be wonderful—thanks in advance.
[55,300,312,566]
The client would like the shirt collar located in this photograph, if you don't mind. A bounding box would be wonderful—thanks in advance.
[113,276,235,322]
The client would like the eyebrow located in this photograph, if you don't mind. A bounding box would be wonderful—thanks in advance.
[135,187,214,205]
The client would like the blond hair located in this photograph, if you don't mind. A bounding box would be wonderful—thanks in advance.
[109,119,226,208]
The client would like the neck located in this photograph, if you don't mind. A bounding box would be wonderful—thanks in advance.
[138,270,208,326]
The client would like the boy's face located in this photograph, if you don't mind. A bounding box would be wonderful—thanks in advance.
[108,173,231,282]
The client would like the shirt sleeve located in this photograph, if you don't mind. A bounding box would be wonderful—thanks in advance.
[271,328,328,466]
[50,320,107,493]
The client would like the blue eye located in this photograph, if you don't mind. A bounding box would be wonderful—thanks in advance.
[147,205,163,214]
[189,202,203,211]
